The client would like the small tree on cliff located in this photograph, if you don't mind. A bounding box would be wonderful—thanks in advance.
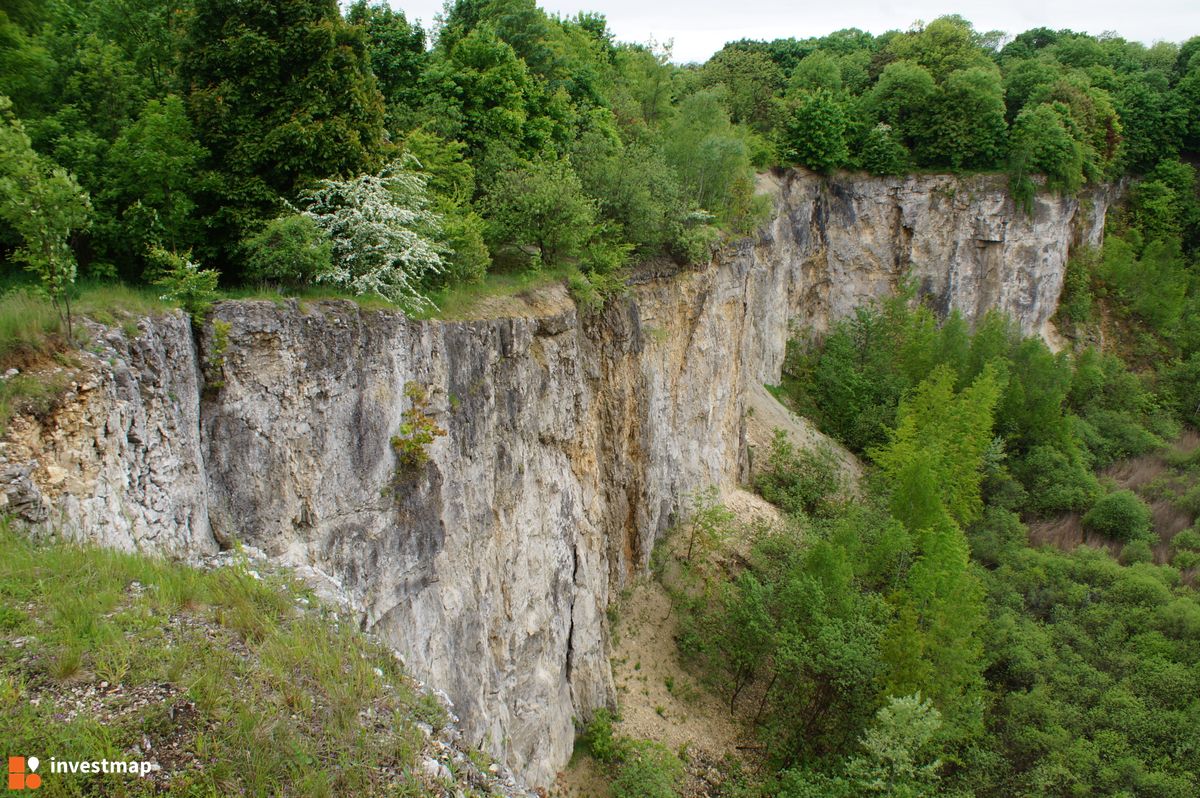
[778,88,849,173]
[0,96,91,338]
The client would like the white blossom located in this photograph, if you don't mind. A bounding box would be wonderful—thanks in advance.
[300,158,443,311]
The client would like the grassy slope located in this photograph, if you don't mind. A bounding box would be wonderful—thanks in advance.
[0,522,492,797]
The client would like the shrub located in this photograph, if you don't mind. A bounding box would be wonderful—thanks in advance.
[672,221,720,265]
[301,159,445,311]
[610,740,683,798]
[150,247,220,324]
[754,429,844,518]
[484,156,596,268]
[390,382,446,474]
[242,214,332,286]
[1171,549,1199,571]
[1057,248,1095,326]
[1013,445,1100,515]
[860,123,910,176]
[1082,490,1153,543]
[580,709,621,764]
[1120,539,1155,565]
[1171,528,1200,552]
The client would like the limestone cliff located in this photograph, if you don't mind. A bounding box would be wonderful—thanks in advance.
[0,169,1117,786]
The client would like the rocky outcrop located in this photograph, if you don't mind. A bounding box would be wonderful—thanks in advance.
[0,315,212,556]
[0,169,1117,786]
[771,169,1118,338]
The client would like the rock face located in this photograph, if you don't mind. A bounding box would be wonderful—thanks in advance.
[771,169,1117,338]
[0,314,212,556]
[0,169,1117,786]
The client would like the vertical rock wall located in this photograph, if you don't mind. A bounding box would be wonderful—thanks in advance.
[0,169,1117,785]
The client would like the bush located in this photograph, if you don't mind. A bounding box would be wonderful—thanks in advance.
[150,247,220,324]
[1120,539,1155,565]
[610,740,683,798]
[1057,248,1095,326]
[1082,490,1153,543]
[1171,549,1200,571]
[1171,528,1200,553]
[860,123,909,176]
[1079,408,1163,468]
[580,709,621,764]
[672,220,721,265]
[301,159,445,310]
[1013,444,1100,515]
[242,214,332,286]
[754,429,844,518]
[390,383,446,473]
[484,156,596,268]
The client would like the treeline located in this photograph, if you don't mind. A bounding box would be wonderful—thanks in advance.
[721,17,1200,195]
[2,2,1199,317]
[0,0,768,314]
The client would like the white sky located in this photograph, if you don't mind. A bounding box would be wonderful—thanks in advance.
[383,0,1200,63]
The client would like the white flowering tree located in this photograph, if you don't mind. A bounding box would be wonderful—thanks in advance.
[300,158,444,312]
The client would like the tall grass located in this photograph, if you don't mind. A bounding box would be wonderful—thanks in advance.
[73,280,171,321]
[0,290,62,365]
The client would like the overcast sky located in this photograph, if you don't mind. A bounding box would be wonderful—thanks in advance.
[383,0,1199,63]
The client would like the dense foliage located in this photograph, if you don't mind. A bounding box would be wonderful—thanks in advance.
[0,0,774,310]
[672,165,1200,796]
[2,4,1198,316]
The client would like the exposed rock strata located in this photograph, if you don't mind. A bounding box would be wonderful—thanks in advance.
[0,169,1117,785]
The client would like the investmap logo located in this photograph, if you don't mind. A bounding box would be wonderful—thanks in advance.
[6,757,40,790]
[7,755,156,789]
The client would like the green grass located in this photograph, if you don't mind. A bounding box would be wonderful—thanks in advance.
[0,281,169,366]
[73,281,171,322]
[217,282,397,311]
[0,289,63,364]
[223,266,577,321]
[0,521,437,796]
[0,371,71,436]
[416,265,576,321]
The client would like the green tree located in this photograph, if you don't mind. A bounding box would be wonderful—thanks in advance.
[845,694,944,797]
[182,0,387,273]
[924,67,1007,169]
[0,96,91,337]
[873,365,1002,528]
[702,46,784,131]
[860,123,909,175]
[346,1,427,132]
[886,16,996,83]
[419,25,533,159]
[401,130,491,284]
[611,41,678,127]
[779,88,849,173]
[864,61,937,152]
[663,89,756,220]
[788,50,843,93]
[483,156,595,267]
[1009,102,1085,197]
[101,95,207,275]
